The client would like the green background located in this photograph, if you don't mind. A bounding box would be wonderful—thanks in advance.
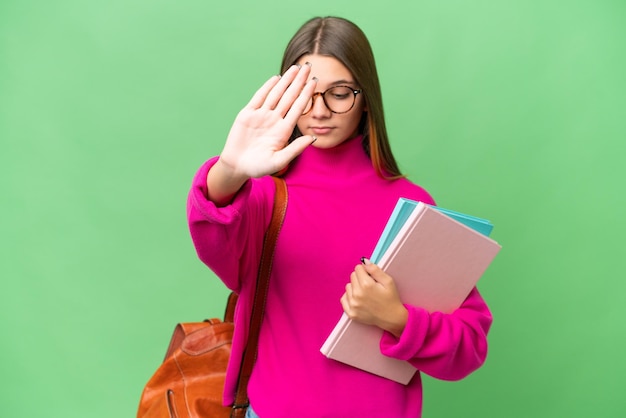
[2,0,625,416]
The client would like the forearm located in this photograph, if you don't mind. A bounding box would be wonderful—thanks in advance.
[188,158,277,291]
[206,158,250,207]
[380,288,492,381]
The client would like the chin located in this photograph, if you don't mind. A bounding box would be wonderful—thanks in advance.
[310,136,347,149]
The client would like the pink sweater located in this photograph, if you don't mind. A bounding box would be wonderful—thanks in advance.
[187,136,492,417]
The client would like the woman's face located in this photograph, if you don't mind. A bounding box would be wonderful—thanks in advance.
[295,54,366,149]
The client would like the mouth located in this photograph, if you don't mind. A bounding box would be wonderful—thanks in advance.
[310,126,333,135]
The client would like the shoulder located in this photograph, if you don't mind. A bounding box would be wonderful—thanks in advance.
[387,177,436,206]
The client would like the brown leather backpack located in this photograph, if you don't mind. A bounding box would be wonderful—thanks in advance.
[137,176,287,418]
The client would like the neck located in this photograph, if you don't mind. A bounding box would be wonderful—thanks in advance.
[287,135,373,180]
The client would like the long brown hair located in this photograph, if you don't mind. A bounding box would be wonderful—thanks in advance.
[281,16,403,179]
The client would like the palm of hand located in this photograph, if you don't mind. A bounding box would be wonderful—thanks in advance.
[218,65,317,179]
[220,106,296,178]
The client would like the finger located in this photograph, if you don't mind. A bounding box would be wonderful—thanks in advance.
[283,76,317,123]
[340,291,350,314]
[268,131,317,171]
[365,263,393,286]
[341,283,355,313]
[246,75,282,109]
[353,264,376,287]
[345,282,353,299]
[274,63,313,116]
[273,134,316,165]
[261,65,302,110]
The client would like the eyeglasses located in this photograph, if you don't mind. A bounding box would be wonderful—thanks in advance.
[302,86,363,115]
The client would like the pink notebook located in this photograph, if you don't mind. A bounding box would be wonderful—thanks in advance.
[320,202,501,384]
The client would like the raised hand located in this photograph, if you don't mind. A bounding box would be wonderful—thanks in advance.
[207,64,317,205]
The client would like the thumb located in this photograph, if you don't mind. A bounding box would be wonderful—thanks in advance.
[362,259,391,285]
[273,135,317,167]
[288,134,317,154]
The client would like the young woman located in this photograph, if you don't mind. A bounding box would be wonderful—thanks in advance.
[187,16,492,418]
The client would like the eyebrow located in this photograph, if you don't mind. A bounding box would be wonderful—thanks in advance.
[328,79,357,86]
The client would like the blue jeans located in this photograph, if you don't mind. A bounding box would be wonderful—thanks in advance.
[245,406,260,418]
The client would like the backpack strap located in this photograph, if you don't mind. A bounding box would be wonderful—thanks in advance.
[231,176,288,417]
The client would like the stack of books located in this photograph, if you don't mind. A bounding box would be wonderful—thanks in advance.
[320,199,502,384]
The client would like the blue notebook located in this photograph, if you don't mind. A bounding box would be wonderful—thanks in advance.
[370,199,494,263]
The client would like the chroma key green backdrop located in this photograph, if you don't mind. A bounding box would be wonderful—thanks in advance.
[1,0,625,416]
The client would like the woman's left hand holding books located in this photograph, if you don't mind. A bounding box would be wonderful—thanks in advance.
[340,258,409,339]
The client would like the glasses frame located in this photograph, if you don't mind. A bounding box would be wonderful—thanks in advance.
[302,85,363,115]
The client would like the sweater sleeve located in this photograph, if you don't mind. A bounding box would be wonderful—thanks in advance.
[186,157,275,293]
[379,288,492,381]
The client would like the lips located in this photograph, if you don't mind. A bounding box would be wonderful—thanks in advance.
[311,127,333,135]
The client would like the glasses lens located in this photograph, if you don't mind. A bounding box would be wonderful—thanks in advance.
[325,86,355,113]
[302,86,356,115]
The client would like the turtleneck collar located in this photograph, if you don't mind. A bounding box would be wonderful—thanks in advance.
[286,135,375,181]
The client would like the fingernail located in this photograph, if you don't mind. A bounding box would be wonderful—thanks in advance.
[312,77,319,82]
[311,136,317,143]
[295,63,302,69]
[305,61,312,67]
[360,257,367,264]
